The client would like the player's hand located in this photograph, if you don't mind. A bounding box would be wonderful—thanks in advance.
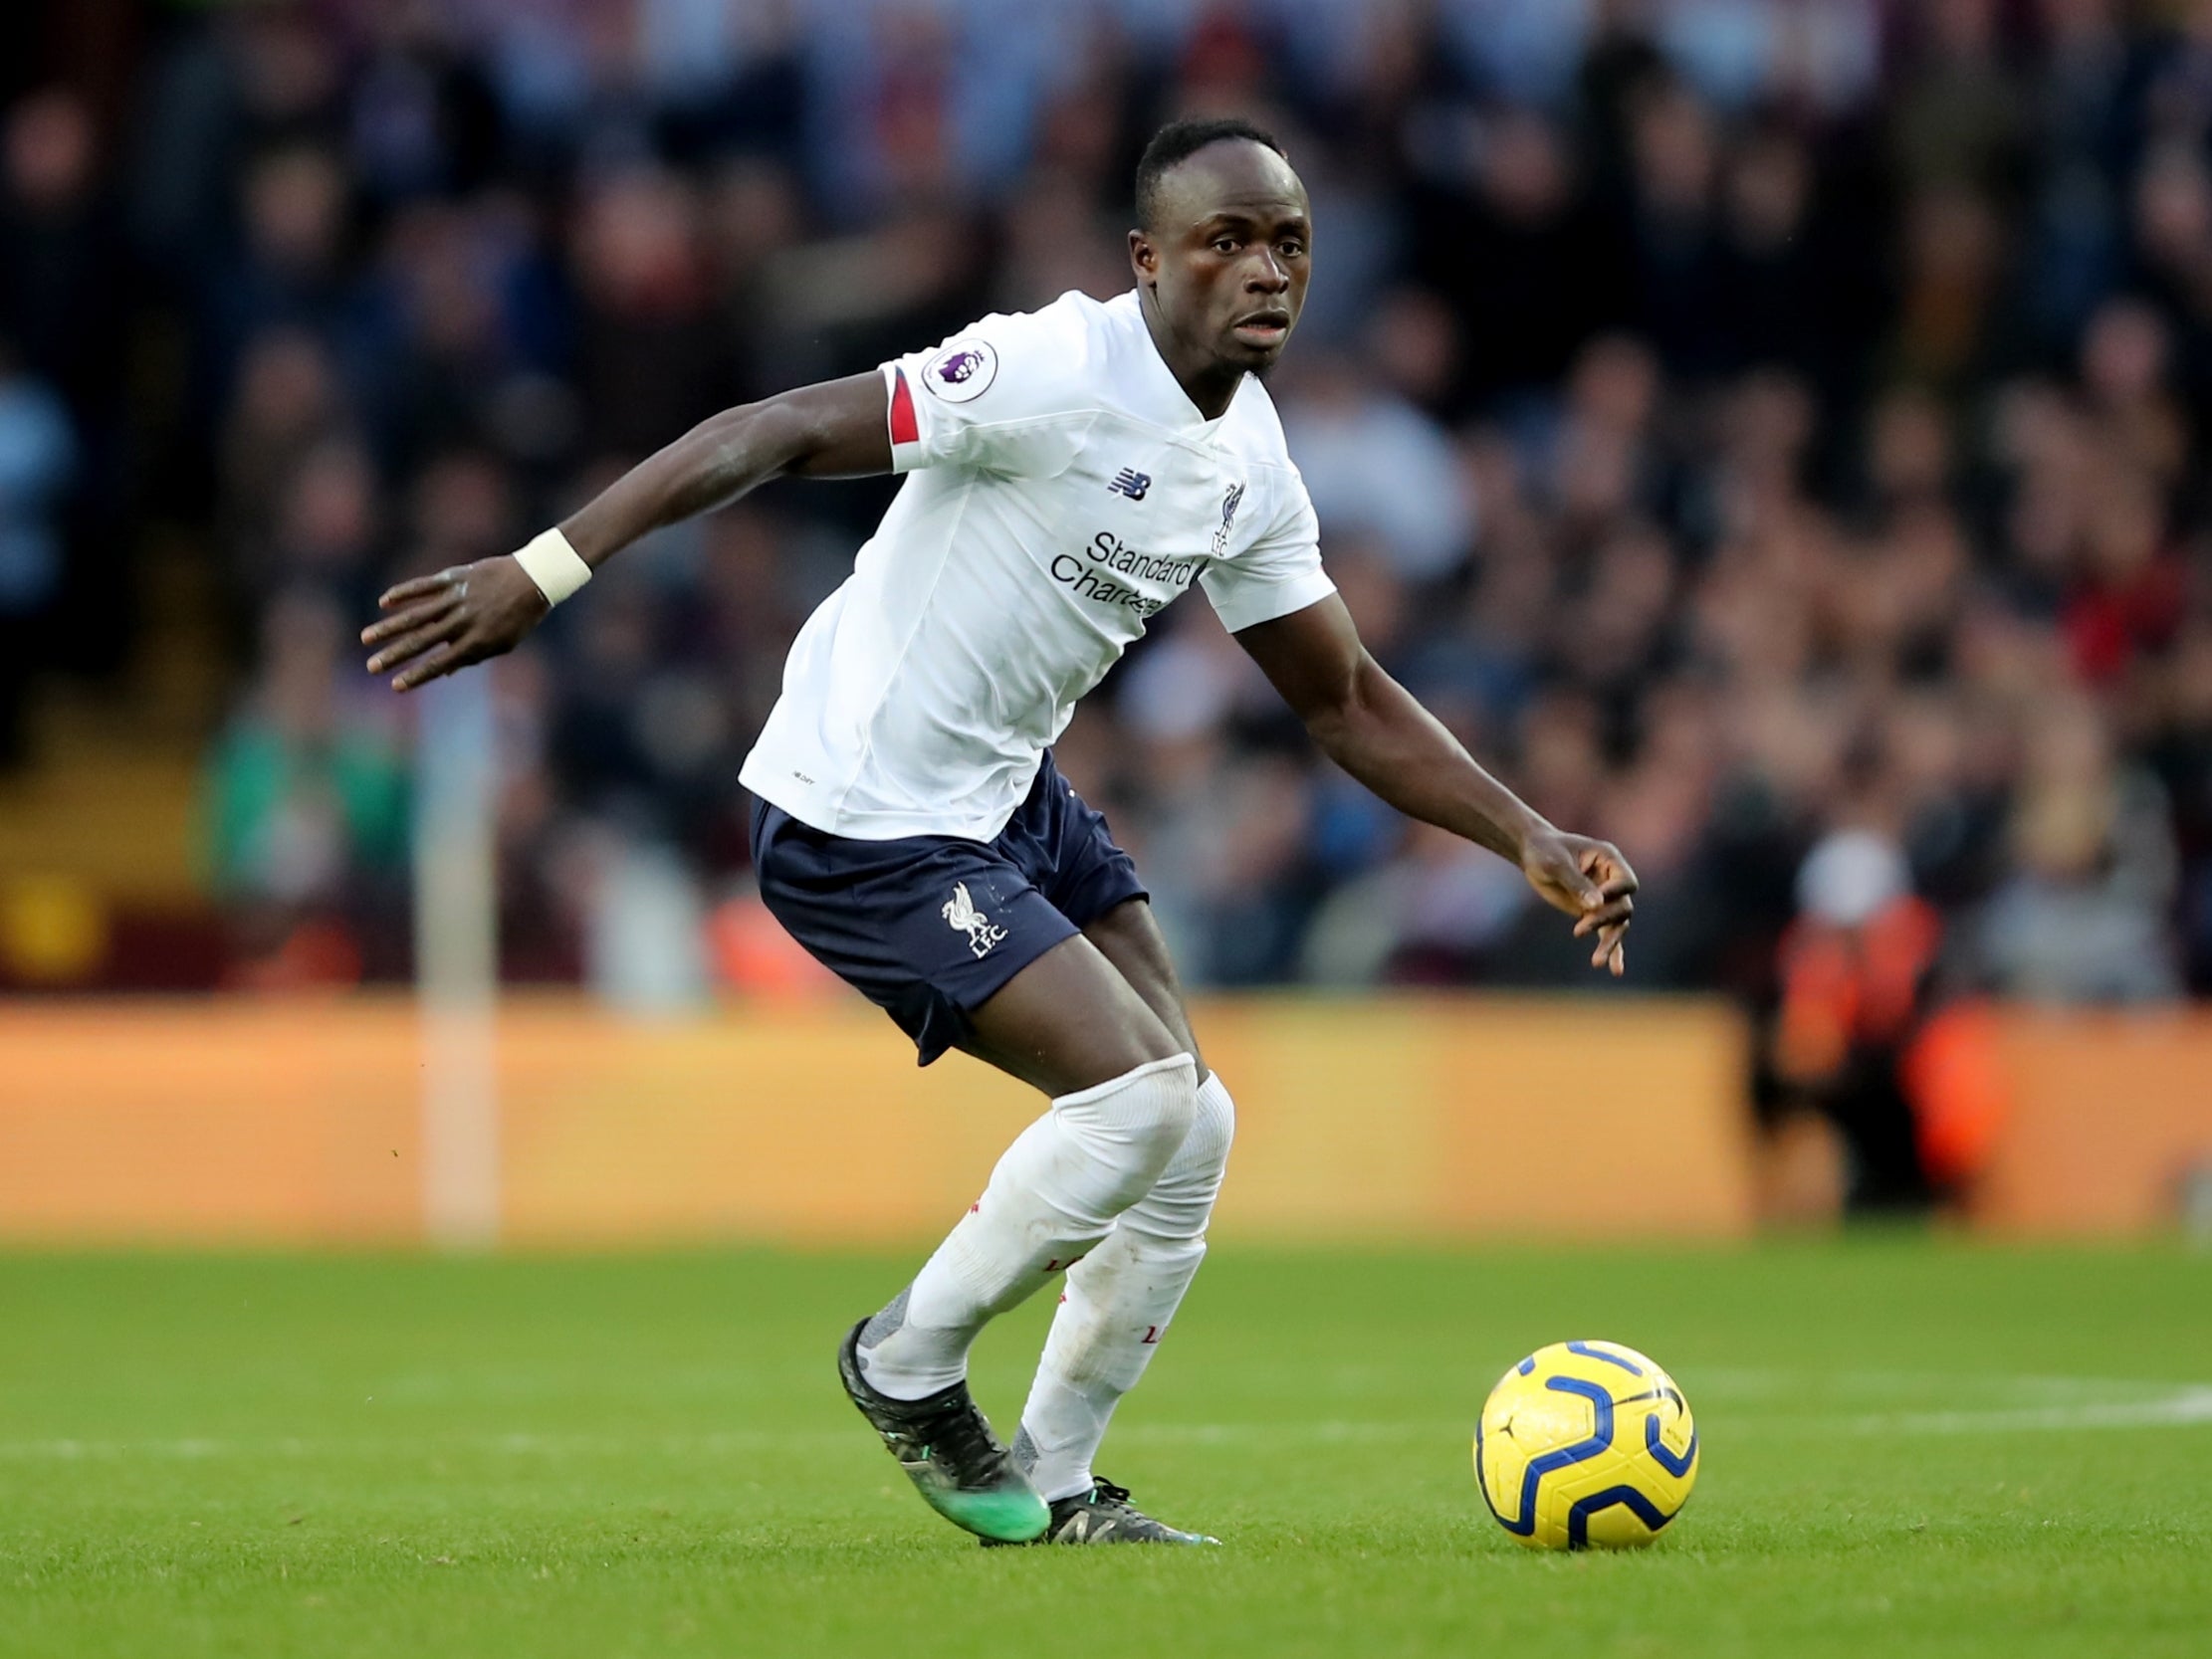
[361,555,550,692]
[1518,829,1638,976]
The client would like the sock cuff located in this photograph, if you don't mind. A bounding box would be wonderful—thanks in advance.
[1197,1071,1233,1107]
[1050,1052,1196,1111]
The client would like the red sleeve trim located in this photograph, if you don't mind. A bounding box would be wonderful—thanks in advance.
[889,365,919,447]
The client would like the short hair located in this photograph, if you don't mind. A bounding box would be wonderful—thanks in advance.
[1134,116,1286,230]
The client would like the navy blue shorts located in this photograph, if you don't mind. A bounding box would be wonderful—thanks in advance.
[749,752,1148,1066]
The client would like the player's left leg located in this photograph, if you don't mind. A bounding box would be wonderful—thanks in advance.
[1007,896,1235,1542]
[752,790,1196,1544]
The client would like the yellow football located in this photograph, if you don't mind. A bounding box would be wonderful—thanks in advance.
[1474,1340,1698,1550]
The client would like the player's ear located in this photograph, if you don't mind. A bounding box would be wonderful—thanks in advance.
[1129,228,1158,285]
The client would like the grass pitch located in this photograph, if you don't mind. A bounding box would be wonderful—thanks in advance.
[4,1241,2209,1658]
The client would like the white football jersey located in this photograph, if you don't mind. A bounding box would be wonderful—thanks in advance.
[739,289,1333,842]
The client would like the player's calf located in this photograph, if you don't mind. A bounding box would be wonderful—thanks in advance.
[854,1054,1200,1398]
[1014,1069,1235,1504]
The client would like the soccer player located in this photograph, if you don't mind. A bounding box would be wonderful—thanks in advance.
[361,118,1638,1547]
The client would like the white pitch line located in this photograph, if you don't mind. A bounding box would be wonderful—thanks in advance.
[6,1382,2212,1462]
[0,1429,857,1462]
[1850,1388,2212,1436]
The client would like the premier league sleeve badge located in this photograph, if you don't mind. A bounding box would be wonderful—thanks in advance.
[922,339,999,403]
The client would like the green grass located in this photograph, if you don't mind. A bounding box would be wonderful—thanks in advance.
[3,1242,2209,1658]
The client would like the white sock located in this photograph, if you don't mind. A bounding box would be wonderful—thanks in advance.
[1013,1071,1234,1502]
[856,1054,1199,1401]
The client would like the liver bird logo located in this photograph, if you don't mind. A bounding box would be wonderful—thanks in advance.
[1213,482,1245,555]
[943,882,1008,958]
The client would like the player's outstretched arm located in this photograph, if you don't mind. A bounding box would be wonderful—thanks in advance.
[1235,594,1638,974]
[361,372,892,692]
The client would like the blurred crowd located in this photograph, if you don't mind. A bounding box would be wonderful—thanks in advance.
[7,1,2212,1081]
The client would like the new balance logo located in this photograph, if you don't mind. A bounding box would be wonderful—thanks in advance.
[1108,468,1152,501]
[943,882,1008,958]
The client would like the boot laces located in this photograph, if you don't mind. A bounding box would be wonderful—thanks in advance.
[917,1392,1002,1480]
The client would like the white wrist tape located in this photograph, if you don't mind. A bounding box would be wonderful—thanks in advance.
[512,527,593,606]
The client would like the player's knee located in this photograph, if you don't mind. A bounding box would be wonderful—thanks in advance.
[1185,1071,1234,1180]
[1130,1072,1233,1240]
[1123,1053,1200,1170]
[1055,1052,1199,1193]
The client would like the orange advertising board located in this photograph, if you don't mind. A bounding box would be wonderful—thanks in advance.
[0,995,1753,1246]
[6,995,2204,1245]
[1973,1012,2212,1235]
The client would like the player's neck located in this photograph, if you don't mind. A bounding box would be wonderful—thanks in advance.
[1138,290,1243,421]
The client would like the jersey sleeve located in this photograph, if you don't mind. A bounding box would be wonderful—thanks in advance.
[880,302,1093,477]
[1201,470,1335,634]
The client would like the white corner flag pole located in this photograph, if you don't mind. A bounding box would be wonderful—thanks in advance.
[414,669,501,1249]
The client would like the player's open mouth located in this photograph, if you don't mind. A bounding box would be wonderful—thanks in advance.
[1231,312,1290,345]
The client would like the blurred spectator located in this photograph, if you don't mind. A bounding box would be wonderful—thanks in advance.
[1411,104,1620,411]
[1886,0,2026,199]
[1281,348,1474,581]
[569,165,726,456]
[1623,78,1723,376]
[2155,624,2212,991]
[1,88,121,431]
[200,589,408,987]
[1709,126,1833,381]
[1768,828,1942,1210]
[0,335,77,768]
[219,327,349,586]
[1302,818,1533,985]
[209,144,357,392]
[1,87,120,675]
[1974,696,2181,1003]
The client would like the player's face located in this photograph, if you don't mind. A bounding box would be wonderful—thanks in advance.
[1135,142,1311,376]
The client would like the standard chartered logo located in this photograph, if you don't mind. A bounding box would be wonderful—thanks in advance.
[1049,530,1204,618]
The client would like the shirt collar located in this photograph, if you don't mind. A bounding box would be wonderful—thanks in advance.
[1109,289,1243,438]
